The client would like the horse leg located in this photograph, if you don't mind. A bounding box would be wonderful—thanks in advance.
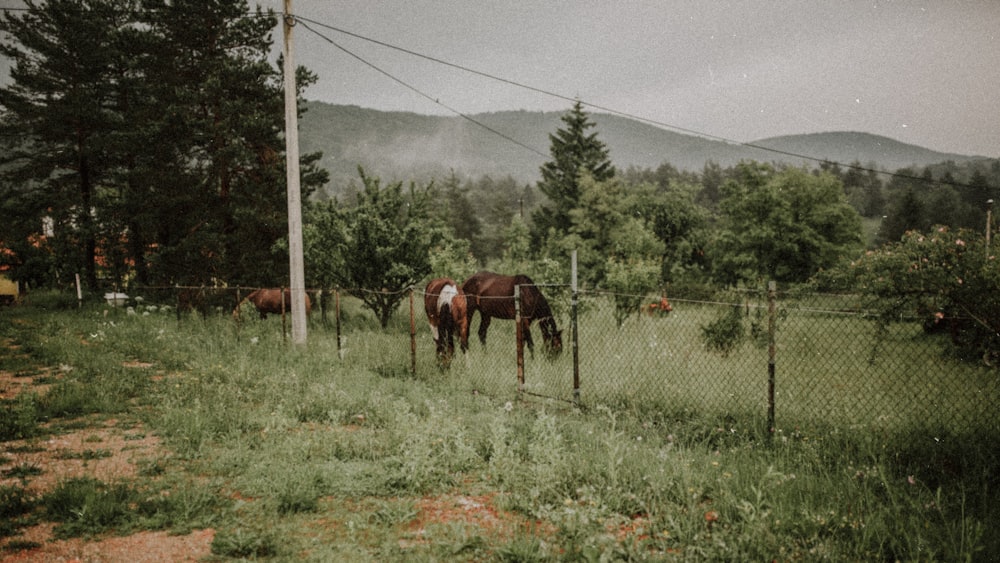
[478,315,491,346]
[445,327,455,362]
[522,318,535,359]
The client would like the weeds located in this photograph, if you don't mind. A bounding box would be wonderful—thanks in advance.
[0,299,996,560]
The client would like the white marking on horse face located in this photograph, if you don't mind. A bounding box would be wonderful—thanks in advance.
[438,284,458,313]
[430,324,439,341]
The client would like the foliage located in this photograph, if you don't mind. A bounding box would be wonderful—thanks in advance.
[0,0,327,290]
[603,219,664,326]
[1,299,997,560]
[712,163,863,285]
[532,101,615,246]
[822,226,1000,365]
[303,168,444,327]
[700,303,746,356]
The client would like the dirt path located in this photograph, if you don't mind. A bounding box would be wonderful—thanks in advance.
[0,353,215,562]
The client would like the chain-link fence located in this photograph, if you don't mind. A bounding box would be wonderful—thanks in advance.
[443,283,999,438]
[82,281,999,438]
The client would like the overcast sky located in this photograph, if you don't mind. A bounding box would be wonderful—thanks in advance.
[1,1,996,157]
[258,0,999,158]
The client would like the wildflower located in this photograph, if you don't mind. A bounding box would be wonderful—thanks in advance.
[907,475,916,486]
[704,510,719,524]
[503,401,514,412]
[955,239,965,246]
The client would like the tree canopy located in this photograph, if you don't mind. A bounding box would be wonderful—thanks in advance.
[531,101,615,247]
[711,163,863,285]
[303,169,443,328]
[0,0,327,291]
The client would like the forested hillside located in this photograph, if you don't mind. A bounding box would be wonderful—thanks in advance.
[299,101,989,194]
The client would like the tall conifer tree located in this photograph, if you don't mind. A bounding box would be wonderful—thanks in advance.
[532,101,615,246]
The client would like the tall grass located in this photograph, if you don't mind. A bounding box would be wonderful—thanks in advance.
[1,296,996,560]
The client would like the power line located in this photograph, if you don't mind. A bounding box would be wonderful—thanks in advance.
[1,5,990,190]
[292,14,989,191]
[295,19,548,159]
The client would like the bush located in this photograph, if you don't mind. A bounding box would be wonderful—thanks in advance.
[822,226,999,365]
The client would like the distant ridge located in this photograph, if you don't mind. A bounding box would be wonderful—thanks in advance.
[299,101,988,193]
[747,131,983,172]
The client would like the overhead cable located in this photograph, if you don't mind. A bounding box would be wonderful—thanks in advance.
[296,19,548,159]
[292,14,986,190]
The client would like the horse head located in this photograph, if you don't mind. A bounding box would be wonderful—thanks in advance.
[540,317,563,357]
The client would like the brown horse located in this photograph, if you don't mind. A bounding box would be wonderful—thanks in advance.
[424,278,469,366]
[233,288,311,320]
[462,271,562,357]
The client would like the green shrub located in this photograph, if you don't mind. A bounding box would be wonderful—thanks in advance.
[0,393,40,441]
[42,477,140,538]
[211,526,279,559]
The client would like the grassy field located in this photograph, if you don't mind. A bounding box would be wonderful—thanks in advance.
[1,292,998,560]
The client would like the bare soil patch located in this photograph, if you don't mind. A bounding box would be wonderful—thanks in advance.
[0,364,214,562]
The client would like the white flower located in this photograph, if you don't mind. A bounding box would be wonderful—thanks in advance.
[503,401,514,412]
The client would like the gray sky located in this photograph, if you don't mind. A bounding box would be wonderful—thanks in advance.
[262,0,999,158]
[1,1,996,157]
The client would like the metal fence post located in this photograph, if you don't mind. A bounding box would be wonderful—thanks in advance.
[572,250,580,405]
[515,284,525,397]
[767,281,777,438]
[409,288,417,376]
[281,286,287,342]
[335,288,343,359]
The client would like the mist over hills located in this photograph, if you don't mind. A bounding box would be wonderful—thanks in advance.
[299,101,988,194]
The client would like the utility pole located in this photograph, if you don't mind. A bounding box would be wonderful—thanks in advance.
[283,0,307,344]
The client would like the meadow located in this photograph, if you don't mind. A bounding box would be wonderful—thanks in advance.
[1,291,997,561]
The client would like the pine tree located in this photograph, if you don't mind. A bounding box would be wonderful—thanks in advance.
[1,0,328,289]
[0,0,139,289]
[531,101,615,246]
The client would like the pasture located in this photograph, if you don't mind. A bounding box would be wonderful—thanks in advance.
[1,291,998,560]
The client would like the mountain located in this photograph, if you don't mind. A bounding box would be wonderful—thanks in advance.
[298,101,988,193]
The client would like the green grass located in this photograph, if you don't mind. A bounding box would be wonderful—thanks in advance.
[0,295,996,560]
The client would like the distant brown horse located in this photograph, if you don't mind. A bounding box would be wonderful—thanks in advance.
[462,271,562,358]
[424,278,469,366]
[233,288,311,320]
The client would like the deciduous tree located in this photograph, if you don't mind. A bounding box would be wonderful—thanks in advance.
[306,168,442,328]
[712,163,863,285]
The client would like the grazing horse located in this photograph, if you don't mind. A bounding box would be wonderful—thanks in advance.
[645,296,673,316]
[233,288,311,320]
[424,278,469,366]
[462,271,563,357]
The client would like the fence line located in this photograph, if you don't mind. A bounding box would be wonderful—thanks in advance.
[83,280,998,438]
